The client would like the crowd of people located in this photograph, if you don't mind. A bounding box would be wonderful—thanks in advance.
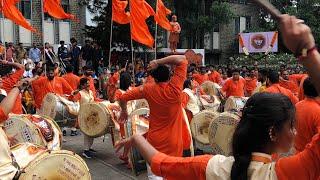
[0,14,319,179]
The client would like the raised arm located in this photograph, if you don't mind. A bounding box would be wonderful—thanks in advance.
[115,134,211,180]
[279,15,320,93]
[1,60,25,70]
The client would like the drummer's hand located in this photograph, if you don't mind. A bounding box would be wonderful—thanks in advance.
[119,110,128,123]
[115,137,133,157]
[147,60,158,71]
[279,15,315,54]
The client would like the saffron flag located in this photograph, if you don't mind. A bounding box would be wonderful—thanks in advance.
[154,0,172,31]
[0,0,37,32]
[130,0,155,48]
[44,0,75,20]
[112,0,130,24]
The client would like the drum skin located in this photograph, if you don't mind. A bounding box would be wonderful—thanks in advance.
[18,150,91,180]
[208,112,240,156]
[135,99,149,109]
[78,102,112,138]
[11,143,47,169]
[224,96,249,112]
[190,111,220,145]
[126,108,149,176]
[4,114,62,150]
[40,93,79,127]
[200,81,221,96]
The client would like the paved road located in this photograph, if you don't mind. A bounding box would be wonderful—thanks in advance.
[62,131,147,180]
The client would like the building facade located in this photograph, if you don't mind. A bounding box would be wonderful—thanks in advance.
[173,0,259,65]
[0,0,88,47]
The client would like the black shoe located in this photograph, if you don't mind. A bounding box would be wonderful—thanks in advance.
[70,130,78,136]
[82,150,92,159]
[89,148,97,153]
[63,130,66,136]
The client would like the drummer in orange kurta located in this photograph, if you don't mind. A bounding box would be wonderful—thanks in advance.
[245,69,257,96]
[208,65,221,84]
[62,65,80,90]
[192,66,208,85]
[265,70,298,104]
[31,67,74,109]
[294,77,320,153]
[107,67,120,102]
[118,55,190,159]
[279,70,299,96]
[222,69,246,98]
[0,60,25,114]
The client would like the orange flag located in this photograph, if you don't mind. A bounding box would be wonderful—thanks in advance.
[154,0,172,31]
[0,0,37,32]
[44,0,75,20]
[130,0,155,48]
[112,0,130,24]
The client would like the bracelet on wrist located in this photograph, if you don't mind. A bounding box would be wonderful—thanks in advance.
[297,46,318,61]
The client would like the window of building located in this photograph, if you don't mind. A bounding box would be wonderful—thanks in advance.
[235,17,240,34]
[61,0,70,14]
[246,16,251,30]
[20,0,31,19]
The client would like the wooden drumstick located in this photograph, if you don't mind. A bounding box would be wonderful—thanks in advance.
[252,0,282,20]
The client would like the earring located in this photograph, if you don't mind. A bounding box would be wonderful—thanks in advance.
[269,128,277,142]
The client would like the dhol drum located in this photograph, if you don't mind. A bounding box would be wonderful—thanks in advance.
[4,114,61,150]
[224,96,249,112]
[190,111,220,153]
[79,100,136,138]
[208,112,240,156]
[201,81,222,96]
[125,108,149,176]
[40,93,80,127]
[11,143,91,180]
[135,99,149,109]
[199,95,221,112]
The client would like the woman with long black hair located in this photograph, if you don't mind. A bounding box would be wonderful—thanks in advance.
[115,92,319,179]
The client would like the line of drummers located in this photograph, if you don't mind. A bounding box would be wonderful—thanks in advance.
[1,60,280,179]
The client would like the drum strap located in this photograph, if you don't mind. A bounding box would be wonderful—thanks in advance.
[181,107,194,157]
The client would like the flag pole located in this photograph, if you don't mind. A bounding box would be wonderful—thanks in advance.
[1,0,6,61]
[129,0,134,80]
[108,0,113,68]
[154,0,158,59]
[41,0,46,74]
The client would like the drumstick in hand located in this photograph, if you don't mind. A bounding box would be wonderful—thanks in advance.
[251,0,282,20]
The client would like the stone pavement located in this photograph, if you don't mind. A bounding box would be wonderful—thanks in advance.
[62,131,148,180]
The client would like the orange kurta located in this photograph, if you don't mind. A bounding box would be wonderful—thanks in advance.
[208,71,221,84]
[0,107,8,122]
[107,74,118,102]
[62,73,80,90]
[193,73,209,85]
[222,78,246,98]
[2,68,24,114]
[298,75,308,101]
[245,77,257,96]
[294,98,320,152]
[120,60,189,156]
[150,131,320,180]
[279,79,299,96]
[265,84,299,104]
[31,76,74,109]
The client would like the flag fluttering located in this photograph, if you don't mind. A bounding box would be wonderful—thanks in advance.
[154,0,172,31]
[112,0,130,24]
[0,0,37,32]
[130,0,155,48]
[43,0,75,20]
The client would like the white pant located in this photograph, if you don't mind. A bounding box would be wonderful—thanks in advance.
[147,164,163,180]
[84,134,94,150]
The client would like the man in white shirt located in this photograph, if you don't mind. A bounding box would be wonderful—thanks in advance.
[29,43,41,65]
